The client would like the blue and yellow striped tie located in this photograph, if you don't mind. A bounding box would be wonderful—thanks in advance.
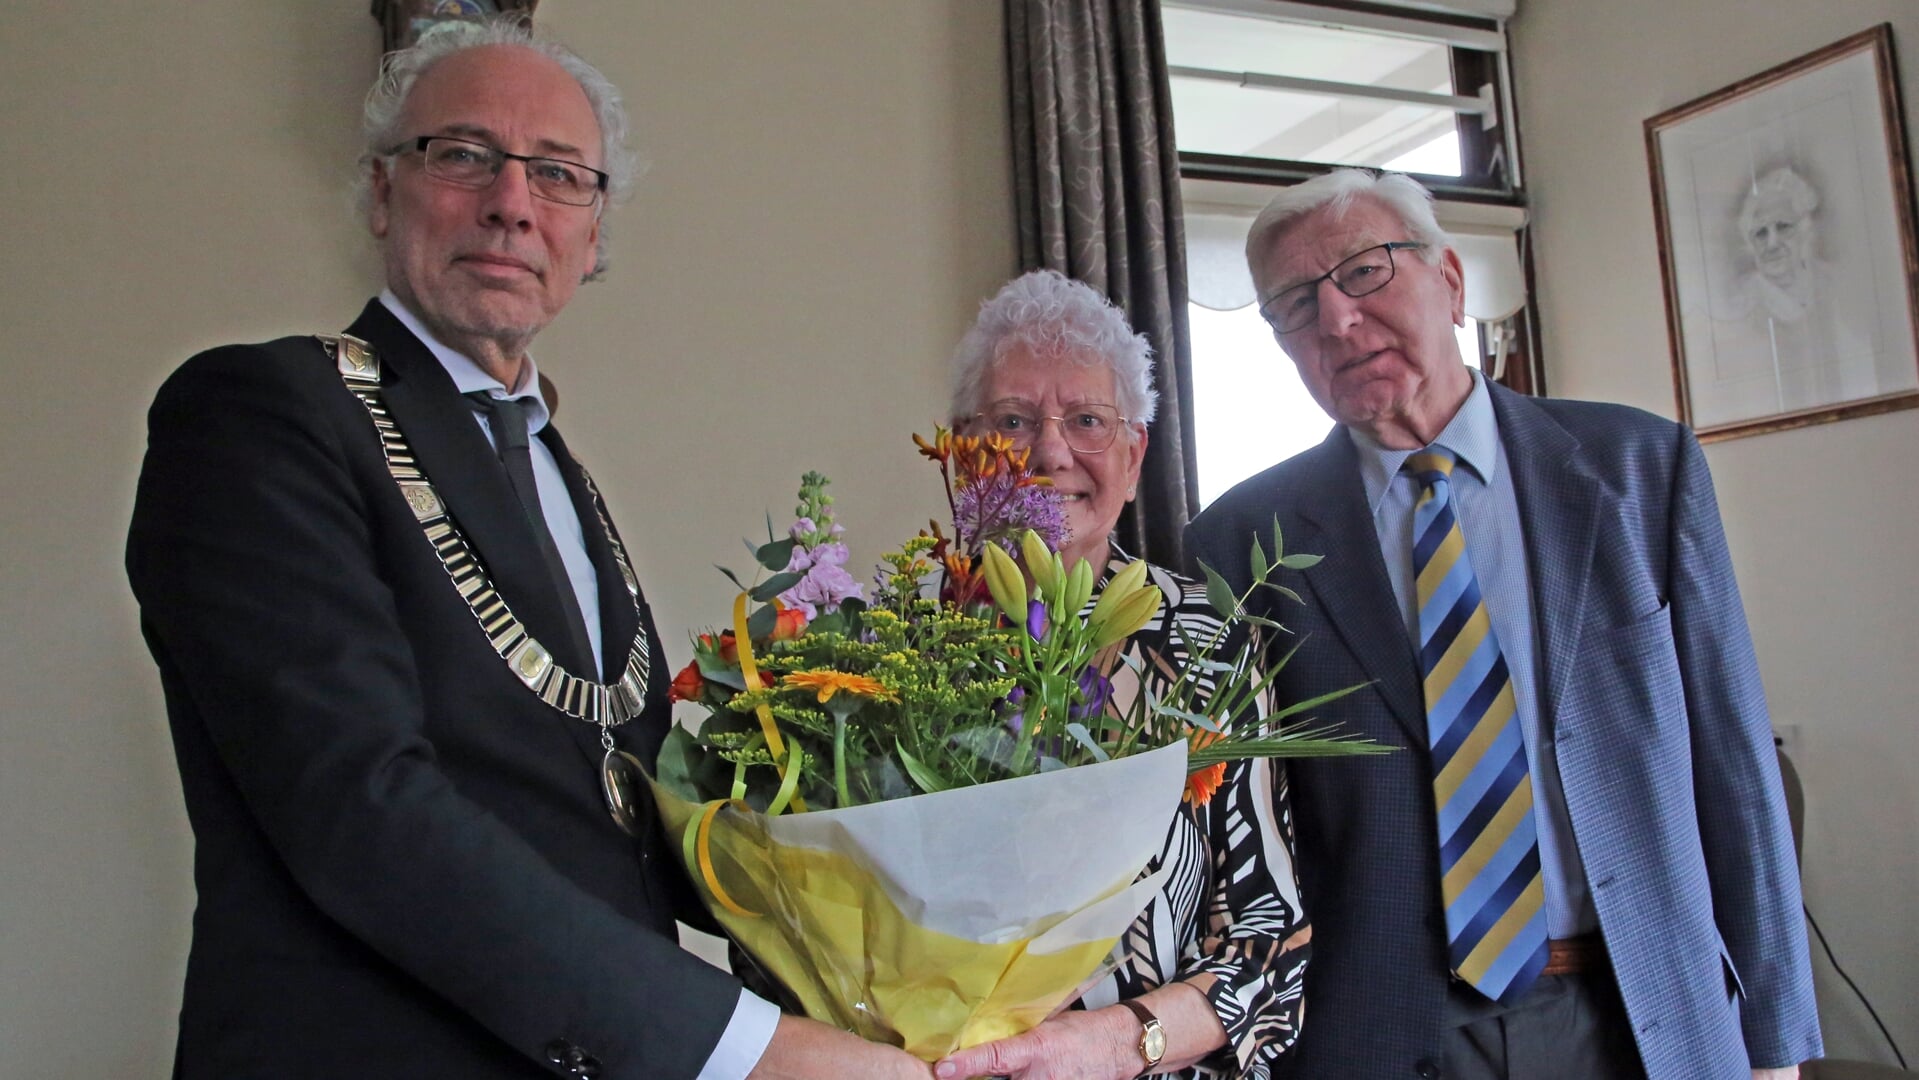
[1408,448,1548,1003]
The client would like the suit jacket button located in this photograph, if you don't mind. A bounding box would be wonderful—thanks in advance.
[1415,1058,1442,1079]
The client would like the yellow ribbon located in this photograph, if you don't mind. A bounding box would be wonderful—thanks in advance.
[688,592,814,918]
[691,799,757,918]
[730,592,807,814]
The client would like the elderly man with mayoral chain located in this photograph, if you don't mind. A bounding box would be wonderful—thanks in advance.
[126,20,931,1080]
[1185,169,1821,1079]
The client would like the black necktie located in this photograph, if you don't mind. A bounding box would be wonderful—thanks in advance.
[464,391,598,675]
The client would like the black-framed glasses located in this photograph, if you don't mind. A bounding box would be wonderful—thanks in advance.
[973,400,1129,453]
[1258,241,1427,334]
[394,136,608,207]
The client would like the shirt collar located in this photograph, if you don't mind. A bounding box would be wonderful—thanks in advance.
[1349,367,1501,516]
[378,289,551,434]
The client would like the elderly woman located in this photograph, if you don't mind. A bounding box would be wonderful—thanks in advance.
[934,270,1307,1080]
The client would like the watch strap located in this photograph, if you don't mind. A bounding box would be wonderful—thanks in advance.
[1116,998,1165,1069]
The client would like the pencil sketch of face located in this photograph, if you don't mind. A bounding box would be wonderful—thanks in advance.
[1738,168,1819,303]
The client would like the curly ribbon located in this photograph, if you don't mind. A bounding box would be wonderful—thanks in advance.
[690,799,757,918]
[732,592,807,814]
[690,740,805,919]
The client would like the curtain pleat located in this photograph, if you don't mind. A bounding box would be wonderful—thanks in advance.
[1006,0,1198,570]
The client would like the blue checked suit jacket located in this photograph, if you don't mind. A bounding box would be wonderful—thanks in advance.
[1185,382,1821,1079]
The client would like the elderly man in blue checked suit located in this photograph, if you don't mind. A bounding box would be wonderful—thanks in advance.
[1185,168,1820,1080]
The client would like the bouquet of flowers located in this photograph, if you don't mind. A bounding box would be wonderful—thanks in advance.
[653,432,1381,1059]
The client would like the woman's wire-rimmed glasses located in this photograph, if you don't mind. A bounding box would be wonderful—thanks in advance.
[972,400,1129,453]
[1259,241,1427,334]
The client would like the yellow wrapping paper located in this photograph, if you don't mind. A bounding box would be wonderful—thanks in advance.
[651,741,1187,1060]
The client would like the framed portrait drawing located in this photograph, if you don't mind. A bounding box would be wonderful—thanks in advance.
[1646,24,1919,441]
[373,0,539,54]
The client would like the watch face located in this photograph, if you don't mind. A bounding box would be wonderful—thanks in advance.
[1141,1021,1166,1062]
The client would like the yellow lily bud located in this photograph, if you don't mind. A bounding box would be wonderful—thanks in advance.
[1065,556,1096,615]
[1093,584,1164,649]
[1020,530,1060,601]
[1086,558,1148,627]
[981,541,1028,619]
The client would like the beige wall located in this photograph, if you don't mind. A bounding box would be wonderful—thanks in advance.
[0,1,1012,1072]
[1513,0,1919,1063]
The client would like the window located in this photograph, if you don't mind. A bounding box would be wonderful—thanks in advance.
[1166,0,1536,505]
[1164,0,1517,194]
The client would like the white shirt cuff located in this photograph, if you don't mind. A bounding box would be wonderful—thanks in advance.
[693,988,780,1080]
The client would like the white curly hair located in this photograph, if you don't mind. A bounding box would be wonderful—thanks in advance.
[949,269,1159,427]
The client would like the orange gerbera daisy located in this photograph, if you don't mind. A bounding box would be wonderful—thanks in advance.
[1184,728,1227,806]
[781,670,897,704]
[1184,762,1228,806]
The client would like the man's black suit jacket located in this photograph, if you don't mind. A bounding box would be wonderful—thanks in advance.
[127,300,741,1079]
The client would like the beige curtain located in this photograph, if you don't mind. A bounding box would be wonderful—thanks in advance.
[1007,0,1198,569]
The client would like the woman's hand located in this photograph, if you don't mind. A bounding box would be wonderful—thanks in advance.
[934,982,1228,1080]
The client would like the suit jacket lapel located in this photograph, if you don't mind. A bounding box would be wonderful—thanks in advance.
[1286,430,1428,745]
[1488,383,1604,730]
[344,300,599,679]
[540,423,639,685]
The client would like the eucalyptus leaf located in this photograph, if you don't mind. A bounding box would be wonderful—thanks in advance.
[1197,559,1238,621]
[1259,580,1306,604]
[745,603,778,641]
[715,564,746,591]
[1278,553,1324,570]
[756,538,798,572]
[693,653,746,690]
[1249,537,1270,581]
[749,571,805,603]
[653,725,703,799]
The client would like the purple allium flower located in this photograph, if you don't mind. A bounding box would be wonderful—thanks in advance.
[1025,599,1048,642]
[954,471,1068,556]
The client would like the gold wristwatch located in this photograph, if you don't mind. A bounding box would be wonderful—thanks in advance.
[1117,998,1166,1073]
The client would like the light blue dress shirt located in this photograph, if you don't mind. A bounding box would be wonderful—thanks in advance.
[377,292,780,1077]
[1348,369,1597,939]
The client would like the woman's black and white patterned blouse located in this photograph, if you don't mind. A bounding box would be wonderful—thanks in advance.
[1072,544,1309,1079]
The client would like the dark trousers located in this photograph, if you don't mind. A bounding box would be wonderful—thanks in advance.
[1441,972,1645,1080]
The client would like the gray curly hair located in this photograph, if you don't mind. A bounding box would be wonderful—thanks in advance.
[352,18,640,280]
[949,270,1159,427]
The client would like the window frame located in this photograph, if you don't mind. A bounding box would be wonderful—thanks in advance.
[1164,0,1524,199]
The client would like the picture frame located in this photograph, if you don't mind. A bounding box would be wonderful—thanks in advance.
[1645,24,1919,442]
[372,0,539,55]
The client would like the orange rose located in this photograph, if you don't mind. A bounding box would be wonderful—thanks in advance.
[669,660,705,703]
[771,606,808,642]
